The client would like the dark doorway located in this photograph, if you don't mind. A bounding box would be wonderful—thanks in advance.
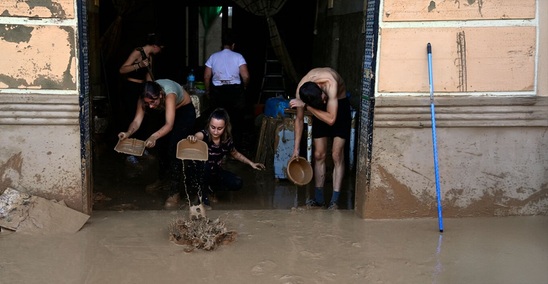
[90,0,355,211]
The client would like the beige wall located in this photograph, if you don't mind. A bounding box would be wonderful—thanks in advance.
[539,0,548,97]
[356,0,548,218]
[0,1,87,212]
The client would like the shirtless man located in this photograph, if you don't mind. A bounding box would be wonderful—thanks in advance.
[289,67,351,210]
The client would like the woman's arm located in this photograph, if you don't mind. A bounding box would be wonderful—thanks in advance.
[230,149,265,170]
[118,100,145,140]
[119,49,143,75]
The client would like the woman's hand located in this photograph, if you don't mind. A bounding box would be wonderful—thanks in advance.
[145,135,157,148]
[250,162,266,171]
[118,132,130,140]
[187,135,197,143]
[140,58,150,67]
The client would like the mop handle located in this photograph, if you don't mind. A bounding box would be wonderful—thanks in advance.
[427,43,444,233]
[427,44,434,102]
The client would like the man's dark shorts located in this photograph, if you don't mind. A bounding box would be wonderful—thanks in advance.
[312,97,351,140]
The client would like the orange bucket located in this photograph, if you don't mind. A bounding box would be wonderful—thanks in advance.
[286,157,313,186]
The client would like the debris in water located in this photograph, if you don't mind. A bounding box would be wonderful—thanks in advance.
[168,214,237,252]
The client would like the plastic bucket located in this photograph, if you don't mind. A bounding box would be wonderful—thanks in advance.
[286,157,313,186]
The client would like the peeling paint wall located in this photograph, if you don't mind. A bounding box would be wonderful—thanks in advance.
[0,1,84,211]
[357,0,548,218]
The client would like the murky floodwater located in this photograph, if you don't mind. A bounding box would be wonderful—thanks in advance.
[1,210,547,283]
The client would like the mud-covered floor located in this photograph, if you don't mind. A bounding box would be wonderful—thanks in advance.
[91,117,356,211]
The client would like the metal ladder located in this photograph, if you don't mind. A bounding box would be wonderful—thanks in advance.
[257,47,286,105]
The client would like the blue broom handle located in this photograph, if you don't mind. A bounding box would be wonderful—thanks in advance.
[427,43,444,232]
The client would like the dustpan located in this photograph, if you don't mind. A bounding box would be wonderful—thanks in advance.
[176,139,208,161]
[114,138,146,156]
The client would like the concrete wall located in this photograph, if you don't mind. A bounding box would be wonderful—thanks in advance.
[0,1,87,212]
[355,0,548,218]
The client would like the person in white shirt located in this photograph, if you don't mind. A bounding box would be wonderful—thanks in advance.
[203,30,250,146]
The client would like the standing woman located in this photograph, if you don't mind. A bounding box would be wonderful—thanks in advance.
[118,33,164,137]
[118,79,196,209]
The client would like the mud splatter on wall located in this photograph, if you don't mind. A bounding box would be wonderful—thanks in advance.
[383,0,533,21]
[0,0,73,18]
[0,0,85,212]
[0,152,23,194]
[0,25,76,89]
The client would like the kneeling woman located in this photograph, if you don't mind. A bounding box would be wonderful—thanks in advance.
[186,108,265,208]
[118,79,196,209]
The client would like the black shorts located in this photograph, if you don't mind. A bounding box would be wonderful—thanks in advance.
[312,97,351,140]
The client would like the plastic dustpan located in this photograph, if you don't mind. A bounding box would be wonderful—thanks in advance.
[114,138,146,156]
[176,139,208,161]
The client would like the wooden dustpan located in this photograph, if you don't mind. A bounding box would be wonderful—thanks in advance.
[176,139,208,161]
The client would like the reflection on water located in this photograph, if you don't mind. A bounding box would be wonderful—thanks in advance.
[433,233,443,284]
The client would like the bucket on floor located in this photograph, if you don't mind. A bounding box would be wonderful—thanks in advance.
[286,157,313,186]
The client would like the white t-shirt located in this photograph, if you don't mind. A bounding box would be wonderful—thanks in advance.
[205,48,247,86]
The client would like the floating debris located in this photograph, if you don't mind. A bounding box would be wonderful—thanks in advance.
[168,214,237,252]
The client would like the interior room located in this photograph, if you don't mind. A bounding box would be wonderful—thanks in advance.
[90,0,359,211]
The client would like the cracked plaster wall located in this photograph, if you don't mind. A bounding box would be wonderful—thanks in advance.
[0,0,84,211]
[355,0,548,218]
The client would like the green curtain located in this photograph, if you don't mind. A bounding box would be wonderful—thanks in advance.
[200,7,222,33]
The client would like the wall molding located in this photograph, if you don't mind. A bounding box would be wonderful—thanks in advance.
[0,94,79,125]
[374,96,548,128]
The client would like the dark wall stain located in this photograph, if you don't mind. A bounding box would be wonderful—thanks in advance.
[428,1,436,12]
[20,0,67,18]
[365,166,547,218]
[61,26,75,89]
[456,31,467,92]
[0,152,23,194]
[0,75,28,87]
[0,25,34,43]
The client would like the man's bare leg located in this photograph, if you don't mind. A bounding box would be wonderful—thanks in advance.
[307,137,327,206]
[313,137,327,188]
[329,137,346,208]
